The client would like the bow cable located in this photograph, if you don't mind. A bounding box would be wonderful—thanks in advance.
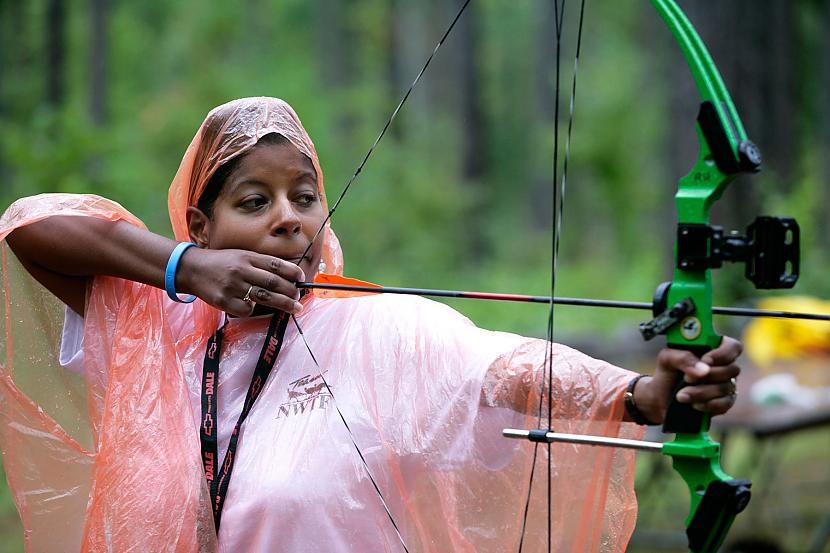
[518,1,587,551]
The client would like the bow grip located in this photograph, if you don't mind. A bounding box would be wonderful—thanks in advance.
[662,343,718,434]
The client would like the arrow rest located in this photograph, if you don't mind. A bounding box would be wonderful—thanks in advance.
[639,291,696,341]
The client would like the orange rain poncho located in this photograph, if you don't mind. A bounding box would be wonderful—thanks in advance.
[0,97,644,552]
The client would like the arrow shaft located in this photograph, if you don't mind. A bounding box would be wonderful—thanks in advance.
[502,428,665,452]
[297,282,830,322]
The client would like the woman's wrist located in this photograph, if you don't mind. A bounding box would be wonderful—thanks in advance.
[165,242,198,303]
[625,375,663,425]
[172,245,203,299]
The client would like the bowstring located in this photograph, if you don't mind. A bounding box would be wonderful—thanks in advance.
[518,0,586,551]
[291,2,473,551]
[291,315,410,552]
[299,0,473,264]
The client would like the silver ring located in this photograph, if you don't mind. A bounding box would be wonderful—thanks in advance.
[729,377,738,397]
[242,285,254,303]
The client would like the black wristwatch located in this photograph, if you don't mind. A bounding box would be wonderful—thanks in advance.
[624,374,659,426]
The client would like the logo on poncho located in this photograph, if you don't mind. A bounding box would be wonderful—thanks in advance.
[276,373,332,419]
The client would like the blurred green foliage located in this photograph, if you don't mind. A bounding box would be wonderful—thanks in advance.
[1,0,829,550]
[0,464,22,553]
[0,0,685,341]
[3,1,827,338]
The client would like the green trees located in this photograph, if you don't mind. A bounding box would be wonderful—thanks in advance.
[0,0,826,338]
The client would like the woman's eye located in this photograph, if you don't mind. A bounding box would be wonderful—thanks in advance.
[240,196,267,209]
[297,193,317,206]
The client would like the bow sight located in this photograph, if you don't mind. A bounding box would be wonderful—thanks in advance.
[676,216,799,288]
[642,213,801,343]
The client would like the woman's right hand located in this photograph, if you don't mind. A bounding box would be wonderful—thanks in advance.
[178,248,305,317]
[6,216,306,318]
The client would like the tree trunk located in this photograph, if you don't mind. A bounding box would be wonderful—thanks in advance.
[386,0,403,140]
[665,0,796,300]
[819,0,830,240]
[46,0,66,107]
[728,0,794,213]
[456,0,484,181]
[453,0,488,260]
[4,0,30,114]
[89,0,108,125]
[530,0,557,229]
[316,0,358,138]
[317,0,352,88]
[396,1,431,130]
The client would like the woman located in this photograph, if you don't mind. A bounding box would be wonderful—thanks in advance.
[0,97,740,552]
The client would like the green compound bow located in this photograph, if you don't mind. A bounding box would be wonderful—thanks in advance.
[293,1,812,551]
[506,1,799,551]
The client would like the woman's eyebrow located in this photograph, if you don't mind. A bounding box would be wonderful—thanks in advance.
[292,169,317,182]
[226,178,267,193]
[228,169,316,192]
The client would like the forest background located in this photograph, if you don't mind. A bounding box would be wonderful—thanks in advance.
[1,0,829,551]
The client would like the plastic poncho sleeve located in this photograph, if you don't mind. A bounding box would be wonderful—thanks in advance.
[295,292,644,552]
[0,193,217,553]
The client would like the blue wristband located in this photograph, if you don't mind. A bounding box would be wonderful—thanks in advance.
[165,242,197,303]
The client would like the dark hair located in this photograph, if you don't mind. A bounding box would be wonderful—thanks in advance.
[197,132,290,218]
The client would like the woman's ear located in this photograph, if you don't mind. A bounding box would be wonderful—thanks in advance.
[186,206,211,247]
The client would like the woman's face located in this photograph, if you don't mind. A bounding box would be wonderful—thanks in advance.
[191,141,326,280]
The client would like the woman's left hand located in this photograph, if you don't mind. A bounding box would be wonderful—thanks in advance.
[632,336,743,425]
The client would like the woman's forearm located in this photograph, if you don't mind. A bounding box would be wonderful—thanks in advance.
[7,216,179,314]
[7,213,306,318]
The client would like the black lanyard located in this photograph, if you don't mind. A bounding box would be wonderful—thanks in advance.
[200,312,290,531]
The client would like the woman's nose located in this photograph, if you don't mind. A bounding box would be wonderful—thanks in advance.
[271,199,302,236]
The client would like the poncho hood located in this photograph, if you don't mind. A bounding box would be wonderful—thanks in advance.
[168,96,344,275]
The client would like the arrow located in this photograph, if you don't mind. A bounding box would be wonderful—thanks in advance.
[297,277,830,322]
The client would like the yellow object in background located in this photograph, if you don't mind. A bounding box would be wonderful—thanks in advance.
[743,296,830,371]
